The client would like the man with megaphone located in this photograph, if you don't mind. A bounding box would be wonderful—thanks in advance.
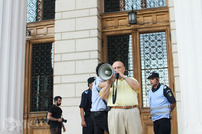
[99,61,142,134]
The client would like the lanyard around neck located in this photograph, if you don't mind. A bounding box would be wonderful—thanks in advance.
[112,79,118,104]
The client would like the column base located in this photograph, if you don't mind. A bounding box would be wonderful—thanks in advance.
[182,125,202,134]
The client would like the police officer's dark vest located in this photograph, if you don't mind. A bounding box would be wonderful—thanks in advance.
[149,85,171,122]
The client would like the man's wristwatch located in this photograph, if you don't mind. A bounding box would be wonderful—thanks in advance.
[124,75,128,80]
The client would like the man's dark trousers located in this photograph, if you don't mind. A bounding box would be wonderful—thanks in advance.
[91,111,109,134]
[154,118,171,134]
[83,115,94,134]
[50,127,61,134]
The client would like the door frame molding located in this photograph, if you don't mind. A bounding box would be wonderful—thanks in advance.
[24,19,54,134]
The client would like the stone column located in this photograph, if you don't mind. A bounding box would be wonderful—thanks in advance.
[0,0,27,133]
[174,0,202,133]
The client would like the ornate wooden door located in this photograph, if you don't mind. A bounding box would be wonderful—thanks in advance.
[24,40,54,134]
[136,29,177,134]
[24,2,55,130]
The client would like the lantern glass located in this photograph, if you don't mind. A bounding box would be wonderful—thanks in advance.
[128,11,137,24]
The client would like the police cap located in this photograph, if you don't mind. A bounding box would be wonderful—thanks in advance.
[147,72,159,79]
[87,77,95,84]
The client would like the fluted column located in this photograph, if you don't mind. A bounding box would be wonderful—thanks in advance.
[0,0,27,134]
[174,0,202,133]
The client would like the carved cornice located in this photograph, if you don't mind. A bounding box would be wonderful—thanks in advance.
[26,19,55,40]
[101,7,169,32]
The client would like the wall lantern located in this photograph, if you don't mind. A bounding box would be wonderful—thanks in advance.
[128,6,137,24]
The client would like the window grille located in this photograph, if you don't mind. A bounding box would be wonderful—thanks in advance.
[30,43,54,111]
[140,32,169,107]
[104,0,166,12]
[107,35,133,76]
[27,0,55,23]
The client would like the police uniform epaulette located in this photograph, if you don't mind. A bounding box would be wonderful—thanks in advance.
[164,85,168,89]
[84,90,89,94]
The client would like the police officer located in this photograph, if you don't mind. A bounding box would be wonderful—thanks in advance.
[147,72,176,134]
[79,77,95,134]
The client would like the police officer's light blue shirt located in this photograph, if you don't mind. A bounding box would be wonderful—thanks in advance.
[91,77,107,112]
[149,85,171,122]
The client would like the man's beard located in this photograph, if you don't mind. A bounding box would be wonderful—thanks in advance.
[56,103,61,106]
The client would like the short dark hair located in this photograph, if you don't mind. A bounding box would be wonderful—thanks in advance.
[54,96,62,101]
[96,62,105,76]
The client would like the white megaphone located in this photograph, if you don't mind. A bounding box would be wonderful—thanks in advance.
[98,63,118,80]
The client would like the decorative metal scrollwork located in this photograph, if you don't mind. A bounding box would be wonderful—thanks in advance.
[140,32,169,107]
[104,0,166,12]
[27,0,55,23]
[33,117,47,124]
[30,43,54,112]
[107,35,133,77]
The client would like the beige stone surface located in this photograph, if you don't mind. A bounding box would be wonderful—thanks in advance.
[90,51,99,59]
[56,0,76,12]
[62,74,89,83]
[76,83,89,97]
[54,54,61,62]
[54,76,61,84]
[61,107,82,134]
[62,52,90,61]
[172,44,178,53]
[76,59,98,73]
[55,12,62,20]
[170,21,176,30]
[55,33,62,40]
[171,29,177,44]
[55,19,76,32]
[174,76,180,92]
[55,40,76,54]
[90,8,99,16]
[169,7,175,21]
[76,37,98,51]
[175,92,181,101]
[168,0,174,7]
[62,31,90,40]
[54,61,75,75]
[76,0,98,9]
[76,16,98,30]
[63,10,90,19]
[174,67,179,76]
[173,52,179,67]
[54,84,75,97]
[61,97,81,106]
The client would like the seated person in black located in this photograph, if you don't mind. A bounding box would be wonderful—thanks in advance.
[47,96,66,134]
